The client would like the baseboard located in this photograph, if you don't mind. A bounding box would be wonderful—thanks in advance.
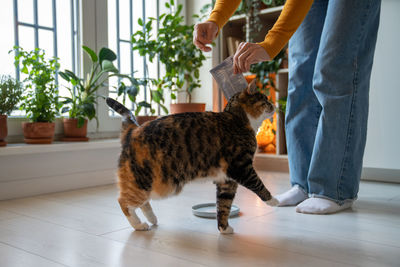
[254,153,289,173]
[254,154,400,184]
[361,167,400,183]
[0,169,117,200]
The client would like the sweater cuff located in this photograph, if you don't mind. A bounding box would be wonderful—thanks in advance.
[207,15,224,36]
[257,35,283,60]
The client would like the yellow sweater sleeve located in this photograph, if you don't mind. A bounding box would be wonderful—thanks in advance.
[257,0,314,58]
[207,0,242,33]
[207,0,314,59]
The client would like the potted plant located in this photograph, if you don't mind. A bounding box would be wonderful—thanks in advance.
[13,47,60,144]
[132,0,207,114]
[116,77,166,124]
[59,46,122,141]
[0,75,24,146]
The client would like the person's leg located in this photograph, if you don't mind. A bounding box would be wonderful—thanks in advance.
[277,0,328,206]
[297,0,381,214]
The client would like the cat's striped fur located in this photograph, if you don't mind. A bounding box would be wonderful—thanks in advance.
[107,81,278,234]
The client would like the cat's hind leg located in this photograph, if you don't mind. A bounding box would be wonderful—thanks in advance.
[141,201,158,225]
[126,206,150,231]
[216,180,238,234]
[118,193,151,231]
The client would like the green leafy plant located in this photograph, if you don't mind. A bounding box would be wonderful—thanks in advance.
[116,76,167,115]
[235,0,285,15]
[0,75,24,115]
[277,96,287,114]
[250,49,285,92]
[234,0,286,44]
[12,47,60,122]
[132,0,206,104]
[261,0,285,7]
[59,46,128,127]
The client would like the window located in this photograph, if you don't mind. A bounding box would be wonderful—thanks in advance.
[2,0,182,139]
[0,0,80,117]
[108,0,170,116]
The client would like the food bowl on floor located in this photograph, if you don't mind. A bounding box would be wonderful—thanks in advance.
[192,203,240,218]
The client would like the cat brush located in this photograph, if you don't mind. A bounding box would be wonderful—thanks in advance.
[210,56,249,100]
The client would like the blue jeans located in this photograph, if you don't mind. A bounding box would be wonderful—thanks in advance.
[286,0,381,204]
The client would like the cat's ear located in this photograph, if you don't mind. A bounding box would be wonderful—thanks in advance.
[246,79,258,95]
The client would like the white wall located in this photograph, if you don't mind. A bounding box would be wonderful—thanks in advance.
[185,0,214,111]
[363,0,400,170]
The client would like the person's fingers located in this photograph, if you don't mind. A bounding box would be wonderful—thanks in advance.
[233,42,243,66]
[233,42,271,73]
[193,37,205,50]
[234,63,239,74]
[244,51,258,72]
[193,32,211,52]
[194,25,209,45]
[201,45,212,52]
[234,42,253,73]
[237,48,252,73]
[233,42,248,62]
[193,22,217,52]
[233,42,247,73]
[197,23,217,43]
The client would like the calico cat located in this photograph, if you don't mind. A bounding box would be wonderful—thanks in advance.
[106,80,278,234]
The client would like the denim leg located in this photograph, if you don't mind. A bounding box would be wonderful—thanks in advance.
[286,0,328,192]
[308,0,381,203]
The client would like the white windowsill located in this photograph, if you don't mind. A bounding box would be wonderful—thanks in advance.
[0,138,120,156]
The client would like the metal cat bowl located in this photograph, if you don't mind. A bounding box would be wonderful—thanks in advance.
[192,203,240,218]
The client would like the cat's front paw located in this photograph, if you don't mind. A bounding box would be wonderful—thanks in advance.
[265,197,279,207]
[219,225,234,234]
[133,222,150,231]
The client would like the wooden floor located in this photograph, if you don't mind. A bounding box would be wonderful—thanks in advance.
[0,171,399,267]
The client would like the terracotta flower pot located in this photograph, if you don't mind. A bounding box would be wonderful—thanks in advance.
[0,115,7,146]
[169,103,206,114]
[62,118,89,142]
[136,116,158,125]
[22,122,55,144]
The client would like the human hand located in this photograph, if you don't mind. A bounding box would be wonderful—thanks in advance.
[193,21,218,52]
[233,42,271,74]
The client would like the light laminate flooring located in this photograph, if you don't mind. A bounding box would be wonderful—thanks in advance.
[0,171,399,267]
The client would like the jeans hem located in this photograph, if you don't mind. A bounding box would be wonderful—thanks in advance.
[308,193,357,206]
[292,183,308,194]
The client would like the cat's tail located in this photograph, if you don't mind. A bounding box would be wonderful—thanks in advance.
[106,97,139,128]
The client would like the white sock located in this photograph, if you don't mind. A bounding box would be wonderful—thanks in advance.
[296,197,353,214]
[275,185,308,207]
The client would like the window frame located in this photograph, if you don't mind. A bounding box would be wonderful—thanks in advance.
[12,0,80,81]
[7,0,187,141]
[109,0,163,116]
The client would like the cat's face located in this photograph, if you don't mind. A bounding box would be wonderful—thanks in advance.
[235,79,275,117]
[225,79,275,132]
[238,89,275,120]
